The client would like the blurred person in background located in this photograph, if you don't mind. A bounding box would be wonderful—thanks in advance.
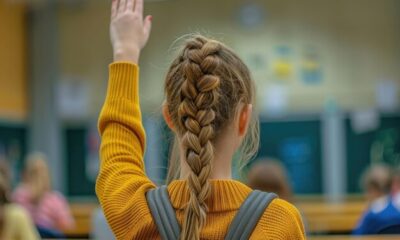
[0,159,40,240]
[247,158,311,233]
[247,159,293,202]
[391,167,400,202]
[12,152,75,237]
[0,157,11,189]
[353,164,400,234]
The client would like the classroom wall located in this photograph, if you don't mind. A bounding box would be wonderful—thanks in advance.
[0,1,27,120]
[53,0,400,196]
[58,0,400,116]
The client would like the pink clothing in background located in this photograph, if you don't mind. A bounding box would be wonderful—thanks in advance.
[12,185,75,231]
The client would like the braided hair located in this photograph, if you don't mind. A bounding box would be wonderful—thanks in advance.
[165,35,257,240]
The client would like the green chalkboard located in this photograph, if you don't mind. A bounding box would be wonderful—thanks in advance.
[346,115,400,193]
[255,119,322,194]
[64,126,96,197]
[0,123,27,185]
[63,119,172,197]
[62,114,399,196]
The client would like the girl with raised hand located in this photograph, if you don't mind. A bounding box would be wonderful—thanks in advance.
[97,0,305,239]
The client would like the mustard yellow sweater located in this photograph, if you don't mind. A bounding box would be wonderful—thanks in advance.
[97,62,306,240]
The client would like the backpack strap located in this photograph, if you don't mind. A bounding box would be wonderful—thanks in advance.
[146,186,180,240]
[224,190,277,240]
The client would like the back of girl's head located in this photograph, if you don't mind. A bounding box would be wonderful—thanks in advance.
[0,175,9,205]
[0,158,11,191]
[391,167,400,194]
[361,163,391,197]
[0,160,10,205]
[24,152,51,203]
[164,35,258,240]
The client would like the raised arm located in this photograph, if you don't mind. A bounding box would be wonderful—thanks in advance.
[96,0,154,238]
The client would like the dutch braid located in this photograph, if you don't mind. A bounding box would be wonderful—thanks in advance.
[178,37,221,240]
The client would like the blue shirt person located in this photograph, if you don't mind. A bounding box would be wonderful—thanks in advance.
[353,196,400,234]
[353,164,400,235]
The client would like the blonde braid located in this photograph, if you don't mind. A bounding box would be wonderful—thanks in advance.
[177,37,221,240]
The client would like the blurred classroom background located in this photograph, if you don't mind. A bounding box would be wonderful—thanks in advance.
[1,0,400,239]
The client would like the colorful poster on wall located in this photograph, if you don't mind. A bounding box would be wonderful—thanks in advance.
[300,47,323,85]
[272,45,293,81]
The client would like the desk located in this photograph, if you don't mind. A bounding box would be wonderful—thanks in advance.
[64,203,98,237]
[298,201,367,233]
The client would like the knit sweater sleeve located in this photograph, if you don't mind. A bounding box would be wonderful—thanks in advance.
[96,62,156,239]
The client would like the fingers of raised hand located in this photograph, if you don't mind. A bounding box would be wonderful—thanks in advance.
[113,0,142,17]
[126,0,134,11]
[111,0,118,18]
[143,15,152,38]
[118,0,127,13]
[134,0,143,15]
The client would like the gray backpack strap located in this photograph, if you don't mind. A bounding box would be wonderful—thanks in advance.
[224,190,277,240]
[146,186,180,240]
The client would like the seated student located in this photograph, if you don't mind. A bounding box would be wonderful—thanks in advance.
[247,159,293,202]
[96,0,305,239]
[0,157,12,189]
[391,167,400,207]
[353,164,400,234]
[0,161,40,240]
[12,153,74,237]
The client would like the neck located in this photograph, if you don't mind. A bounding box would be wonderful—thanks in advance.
[179,145,234,180]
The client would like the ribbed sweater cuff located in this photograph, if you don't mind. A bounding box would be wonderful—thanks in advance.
[107,62,139,102]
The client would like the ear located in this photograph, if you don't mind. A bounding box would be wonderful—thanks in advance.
[162,103,175,131]
[238,104,253,137]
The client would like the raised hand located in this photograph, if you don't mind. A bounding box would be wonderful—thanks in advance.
[110,0,152,63]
